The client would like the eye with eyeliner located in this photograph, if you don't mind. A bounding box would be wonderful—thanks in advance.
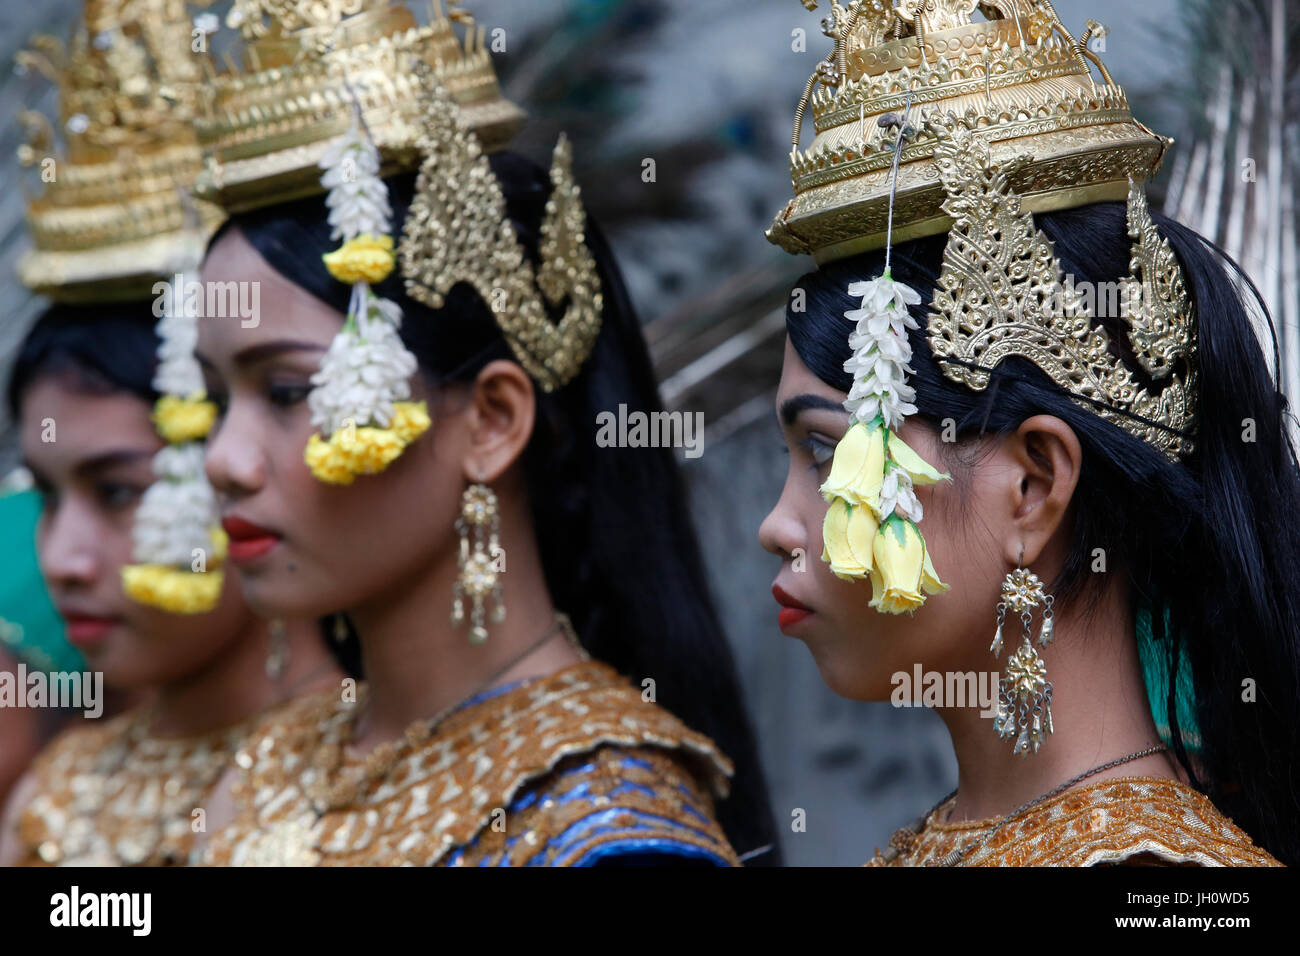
[267,381,313,408]
[97,481,147,511]
[797,433,837,470]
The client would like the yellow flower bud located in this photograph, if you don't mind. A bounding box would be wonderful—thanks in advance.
[870,518,927,614]
[920,543,949,595]
[822,496,879,580]
[887,431,949,486]
[820,421,886,511]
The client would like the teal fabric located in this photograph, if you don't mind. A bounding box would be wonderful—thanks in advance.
[0,485,82,674]
[1135,598,1202,753]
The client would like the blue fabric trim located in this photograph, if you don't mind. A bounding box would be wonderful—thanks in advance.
[572,838,731,868]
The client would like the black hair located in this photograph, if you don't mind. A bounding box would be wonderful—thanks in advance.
[219,153,782,863]
[7,301,363,680]
[787,201,1300,865]
[7,301,161,416]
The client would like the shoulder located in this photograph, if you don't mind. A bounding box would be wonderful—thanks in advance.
[0,711,135,866]
[446,744,739,867]
[29,711,134,772]
[977,777,1283,867]
[438,661,740,867]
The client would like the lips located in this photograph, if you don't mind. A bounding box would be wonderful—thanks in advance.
[772,584,813,631]
[221,515,282,563]
[59,611,120,648]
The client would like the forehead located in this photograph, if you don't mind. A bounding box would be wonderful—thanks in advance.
[197,227,343,362]
[778,336,844,402]
[19,376,159,471]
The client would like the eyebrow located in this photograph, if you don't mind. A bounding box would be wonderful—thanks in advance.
[25,449,155,483]
[194,340,327,370]
[779,393,847,427]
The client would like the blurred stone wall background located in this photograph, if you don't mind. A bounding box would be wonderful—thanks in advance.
[3,0,1271,865]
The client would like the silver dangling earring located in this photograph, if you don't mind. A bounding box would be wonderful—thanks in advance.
[266,618,289,681]
[991,546,1055,756]
[452,481,506,645]
[332,613,349,644]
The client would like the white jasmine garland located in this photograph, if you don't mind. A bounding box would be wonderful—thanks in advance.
[153,309,204,397]
[842,273,921,431]
[308,284,419,436]
[319,115,391,241]
[878,465,924,524]
[132,445,219,567]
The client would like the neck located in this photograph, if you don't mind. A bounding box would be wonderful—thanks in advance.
[937,582,1179,823]
[149,617,340,738]
[347,496,580,752]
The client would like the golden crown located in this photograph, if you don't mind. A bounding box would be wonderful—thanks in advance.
[193,0,526,210]
[16,0,224,301]
[770,1,1196,461]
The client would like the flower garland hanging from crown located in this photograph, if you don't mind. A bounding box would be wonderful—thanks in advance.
[304,109,431,486]
[122,278,227,613]
[817,97,952,615]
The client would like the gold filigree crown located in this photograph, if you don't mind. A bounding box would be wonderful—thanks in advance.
[199,0,603,394]
[193,0,526,210]
[17,0,224,301]
[769,1,1197,461]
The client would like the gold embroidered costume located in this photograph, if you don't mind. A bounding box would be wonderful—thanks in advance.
[16,710,258,866]
[197,660,739,866]
[868,777,1282,867]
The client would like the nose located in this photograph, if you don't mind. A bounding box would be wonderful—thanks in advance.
[38,498,100,591]
[203,398,267,500]
[758,476,807,561]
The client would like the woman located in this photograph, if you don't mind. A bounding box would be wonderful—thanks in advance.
[0,304,344,866]
[189,1,778,866]
[759,1,1294,866]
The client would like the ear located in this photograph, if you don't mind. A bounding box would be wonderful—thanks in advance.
[462,360,536,483]
[1001,414,1082,567]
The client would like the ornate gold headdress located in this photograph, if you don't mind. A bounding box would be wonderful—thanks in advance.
[770,1,1198,615]
[196,1,604,484]
[193,0,526,210]
[16,0,224,300]
[16,1,228,614]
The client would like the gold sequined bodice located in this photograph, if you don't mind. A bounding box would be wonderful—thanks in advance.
[867,776,1282,867]
[198,659,740,866]
[16,709,257,866]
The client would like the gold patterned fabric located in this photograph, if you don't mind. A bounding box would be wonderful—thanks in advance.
[866,776,1282,867]
[197,660,740,866]
[15,709,259,866]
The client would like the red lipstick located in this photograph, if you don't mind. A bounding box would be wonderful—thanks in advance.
[61,613,120,648]
[222,515,282,564]
[773,584,813,631]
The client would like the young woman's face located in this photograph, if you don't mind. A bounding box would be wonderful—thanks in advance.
[197,227,467,620]
[19,376,255,689]
[759,337,1010,700]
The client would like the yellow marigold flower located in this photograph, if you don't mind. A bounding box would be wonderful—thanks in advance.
[305,434,359,486]
[153,394,216,444]
[305,422,409,485]
[122,564,224,614]
[822,496,880,581]
[390,401,431,444]
[870,518,927,615]
[209,525,229,564]
[820,421,886,512]
[322,234,396,284]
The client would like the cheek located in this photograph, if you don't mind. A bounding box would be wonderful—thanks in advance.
[267,430,461,612]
